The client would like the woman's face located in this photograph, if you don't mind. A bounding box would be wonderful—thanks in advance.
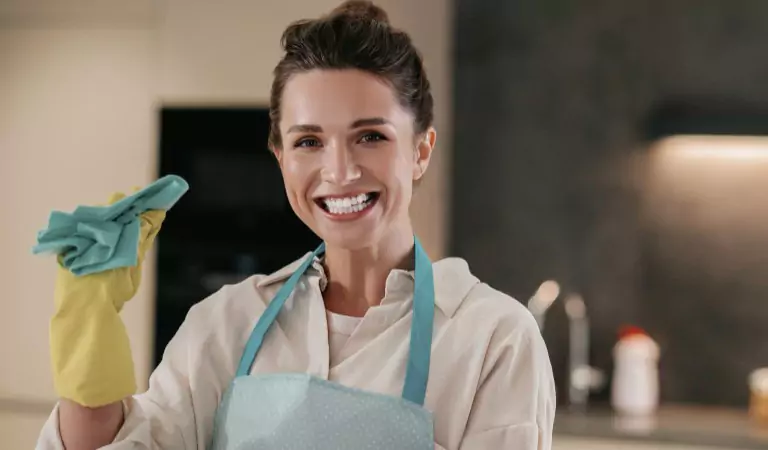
[275,69,435,250]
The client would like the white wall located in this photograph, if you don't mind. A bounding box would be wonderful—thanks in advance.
[0,3,159,448]
[0,0,452,446]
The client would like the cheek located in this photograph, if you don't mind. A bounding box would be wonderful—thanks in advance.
[395,147,418,185]
[372,147,415,197]
[279,156,314,207]
[281,157,309,189]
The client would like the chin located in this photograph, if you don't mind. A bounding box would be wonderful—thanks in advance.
[317,226,384,251]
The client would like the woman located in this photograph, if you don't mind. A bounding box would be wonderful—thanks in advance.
[37,1,555,449]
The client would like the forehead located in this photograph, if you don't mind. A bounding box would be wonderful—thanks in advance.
[280,69,413,130]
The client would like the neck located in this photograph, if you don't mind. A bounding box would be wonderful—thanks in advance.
[322,224,415,317]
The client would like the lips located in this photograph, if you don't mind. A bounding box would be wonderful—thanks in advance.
[315,192,380,216]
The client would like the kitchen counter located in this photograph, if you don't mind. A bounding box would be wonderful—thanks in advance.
[555,405,768,449]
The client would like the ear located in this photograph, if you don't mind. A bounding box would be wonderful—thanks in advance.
[271,144,283,166]
[413,127,437,181]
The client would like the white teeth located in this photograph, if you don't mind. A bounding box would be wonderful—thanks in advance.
[322,193,374,215]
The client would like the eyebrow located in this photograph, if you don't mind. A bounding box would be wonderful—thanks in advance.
[286,124,323,134]
[285,117,392,134]
[351,117,391,128]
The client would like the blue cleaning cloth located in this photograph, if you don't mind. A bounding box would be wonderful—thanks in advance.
[32,175,189,276]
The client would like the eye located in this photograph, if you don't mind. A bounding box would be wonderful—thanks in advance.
[358,132,387,144]
[293,136,322,149]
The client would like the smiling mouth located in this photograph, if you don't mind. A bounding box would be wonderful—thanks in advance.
[315,192,380,216]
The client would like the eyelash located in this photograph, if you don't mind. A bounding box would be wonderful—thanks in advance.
[359,132,387,144]
[294,137,321,148]
[292,132,387,149]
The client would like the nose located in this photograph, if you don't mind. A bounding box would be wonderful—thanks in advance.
[321,141,361,185]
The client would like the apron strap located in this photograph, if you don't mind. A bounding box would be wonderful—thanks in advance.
[235,238,435,407]
[236,243,326,377]
[401,237,434,406]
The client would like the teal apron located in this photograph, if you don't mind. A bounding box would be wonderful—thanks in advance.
[209,237,436,449]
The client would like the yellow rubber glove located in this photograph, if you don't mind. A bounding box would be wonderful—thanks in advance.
[50,191,166,407]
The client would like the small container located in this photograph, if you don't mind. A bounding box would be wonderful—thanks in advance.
[749,368,768,426]
[611,325,660,416]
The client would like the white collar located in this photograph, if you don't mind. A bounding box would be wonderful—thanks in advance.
[256,252,480,318]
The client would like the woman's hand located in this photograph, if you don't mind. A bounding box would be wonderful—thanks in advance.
[51,207,165,407]
[49,191,167,448]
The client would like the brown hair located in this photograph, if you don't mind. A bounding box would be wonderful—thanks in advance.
[268,0,434,149]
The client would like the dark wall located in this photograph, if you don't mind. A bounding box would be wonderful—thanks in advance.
[451,0,768,407]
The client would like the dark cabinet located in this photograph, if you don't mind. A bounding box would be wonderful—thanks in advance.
[154,107,319,366]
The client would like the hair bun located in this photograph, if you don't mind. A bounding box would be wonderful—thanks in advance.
[330,0,390,24]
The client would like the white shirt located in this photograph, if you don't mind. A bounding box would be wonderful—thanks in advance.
[37,254,556,450]
[326,310,363,367]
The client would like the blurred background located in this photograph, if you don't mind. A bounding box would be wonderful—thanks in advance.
[2,0,768,448]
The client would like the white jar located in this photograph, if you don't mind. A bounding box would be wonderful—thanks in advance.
[611,327,660,416]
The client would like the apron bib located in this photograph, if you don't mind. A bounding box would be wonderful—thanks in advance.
[209,237,436,450]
